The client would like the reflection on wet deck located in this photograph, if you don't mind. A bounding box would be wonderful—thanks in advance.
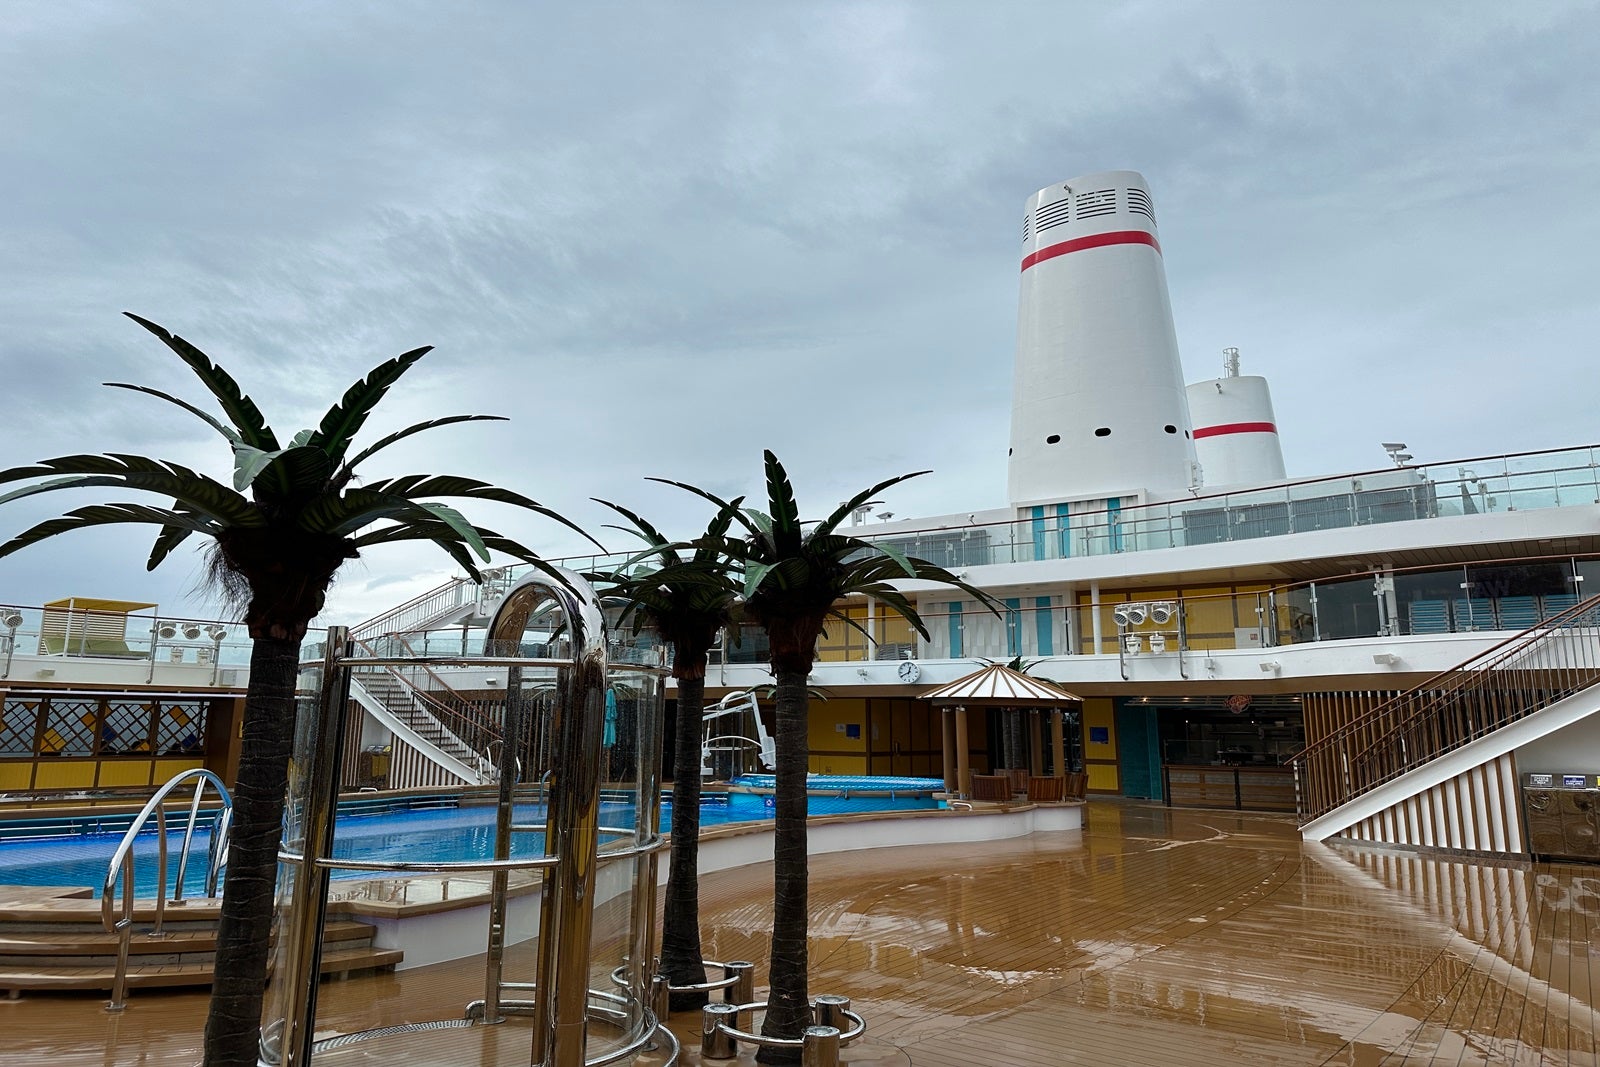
[4,803,1596,1065]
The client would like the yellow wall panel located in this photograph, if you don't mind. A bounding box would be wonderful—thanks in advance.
[1182,596,1239,636]
[1082,698,1117,758]
[0,763,32,790]
[152,758,204,782]
[98,761,155,788]
[812,754,868,775]
[1086,762,1121,791]
[807,699,866,772]
[33,760,97,790]
[817,606,868,662]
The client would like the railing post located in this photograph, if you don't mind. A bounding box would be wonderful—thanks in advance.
[701,1003,739,1059]
[272,626,353,1067]
[802,1025,842,1067]
[725,959,756,1004]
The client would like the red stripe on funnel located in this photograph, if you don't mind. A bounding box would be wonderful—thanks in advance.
[1193,421,1277,439]
[1021,229,1160,271]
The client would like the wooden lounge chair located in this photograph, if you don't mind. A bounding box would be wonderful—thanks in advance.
[969,774,1012,802]
[1026,776,1065,802]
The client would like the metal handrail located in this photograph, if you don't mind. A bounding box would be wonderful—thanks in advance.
[1292,592,1600,765]
[101,767,232,1012]
[351,575,478,640]
[1291,593,1600,821]
[350,635,505,772]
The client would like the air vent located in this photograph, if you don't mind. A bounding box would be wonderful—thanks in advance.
[1034,197,1073,233]
[1022,215,1031,242]
[1074,188,1118,219]
[1126,187,1156,226]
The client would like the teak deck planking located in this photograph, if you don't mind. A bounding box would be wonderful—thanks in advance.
[1,802,1595,1065]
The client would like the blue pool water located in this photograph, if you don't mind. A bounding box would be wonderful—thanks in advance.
[728,774,946,796]
[0,788,939,897]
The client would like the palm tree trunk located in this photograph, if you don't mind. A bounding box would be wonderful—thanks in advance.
[204,634,301,1067]
[661,672,710,1010]
[757,664,811,1063]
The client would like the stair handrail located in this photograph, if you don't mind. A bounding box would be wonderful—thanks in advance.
[350,575,479,641]
[101,767,233,1012]
[1290,592,1600,822]
[351,636,504,771]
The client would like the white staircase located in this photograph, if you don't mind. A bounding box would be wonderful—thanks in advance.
[1292,595,1600,853]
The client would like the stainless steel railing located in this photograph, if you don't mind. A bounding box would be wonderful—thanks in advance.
[101,766,232,1012]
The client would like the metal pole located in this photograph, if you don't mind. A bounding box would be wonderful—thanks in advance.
[1051,709,1066,782]
[701,1003,739,1059]
[493,577,607,1067]
[725,959,755,1004]
[628,671,665,1010]
[483,662,523,1026]
[955,707,971,799]
[278,626,353,1067]
[802,1026,842,1067]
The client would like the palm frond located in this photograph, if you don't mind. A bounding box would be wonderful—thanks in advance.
[417,502,491,562]
[741,559,779,600]
[0,503,220,561]
[147,500,203,570]
[122,313,279,450]
[359,475,601,548]
[103,383,241,443]
[0,456,261,528]
[761,450,802,553]
[306,345,432,463]
[336,415,507,481]
[645,477,762,537]
[815,470,930,537]
[257,445,334,497]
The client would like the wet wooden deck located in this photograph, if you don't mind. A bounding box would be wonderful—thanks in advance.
[4,802,1596,1065]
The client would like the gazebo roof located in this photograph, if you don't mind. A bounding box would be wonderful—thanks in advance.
[919,662,1083,707]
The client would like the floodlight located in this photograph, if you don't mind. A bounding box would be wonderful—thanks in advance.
[1126,604,1149,626]
[1112,605,1132,627]
[158,623,179,640]
[1149,602,1174,625]
[0,609,23,630]
[206,625,229,642]
[1122,633,1142,655]
[182,624,203,640]
[1148,633,1167,654]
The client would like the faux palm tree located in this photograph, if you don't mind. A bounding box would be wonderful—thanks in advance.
[0,315,587,1067]
[661,450,994,1061]
[585,496,744,1010]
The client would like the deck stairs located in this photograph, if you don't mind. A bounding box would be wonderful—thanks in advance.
[348,640,499,786]
[1292,594,1600,848]
[0,887,399,997]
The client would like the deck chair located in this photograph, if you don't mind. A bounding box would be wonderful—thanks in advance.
[1540,593,1580,623]
[1451,598,1496,631]
[969,774,1012,802]
[1026,776,1065,802]
[1407,600,1450,634]
[1495,596,1540,631]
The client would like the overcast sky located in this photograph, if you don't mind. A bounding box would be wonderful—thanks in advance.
[3,2,1597,625]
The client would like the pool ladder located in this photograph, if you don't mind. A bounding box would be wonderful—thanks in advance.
[101,767,233,1012]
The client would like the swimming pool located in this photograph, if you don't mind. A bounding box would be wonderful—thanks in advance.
[727,774,947,797]
[0,789,941,897]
